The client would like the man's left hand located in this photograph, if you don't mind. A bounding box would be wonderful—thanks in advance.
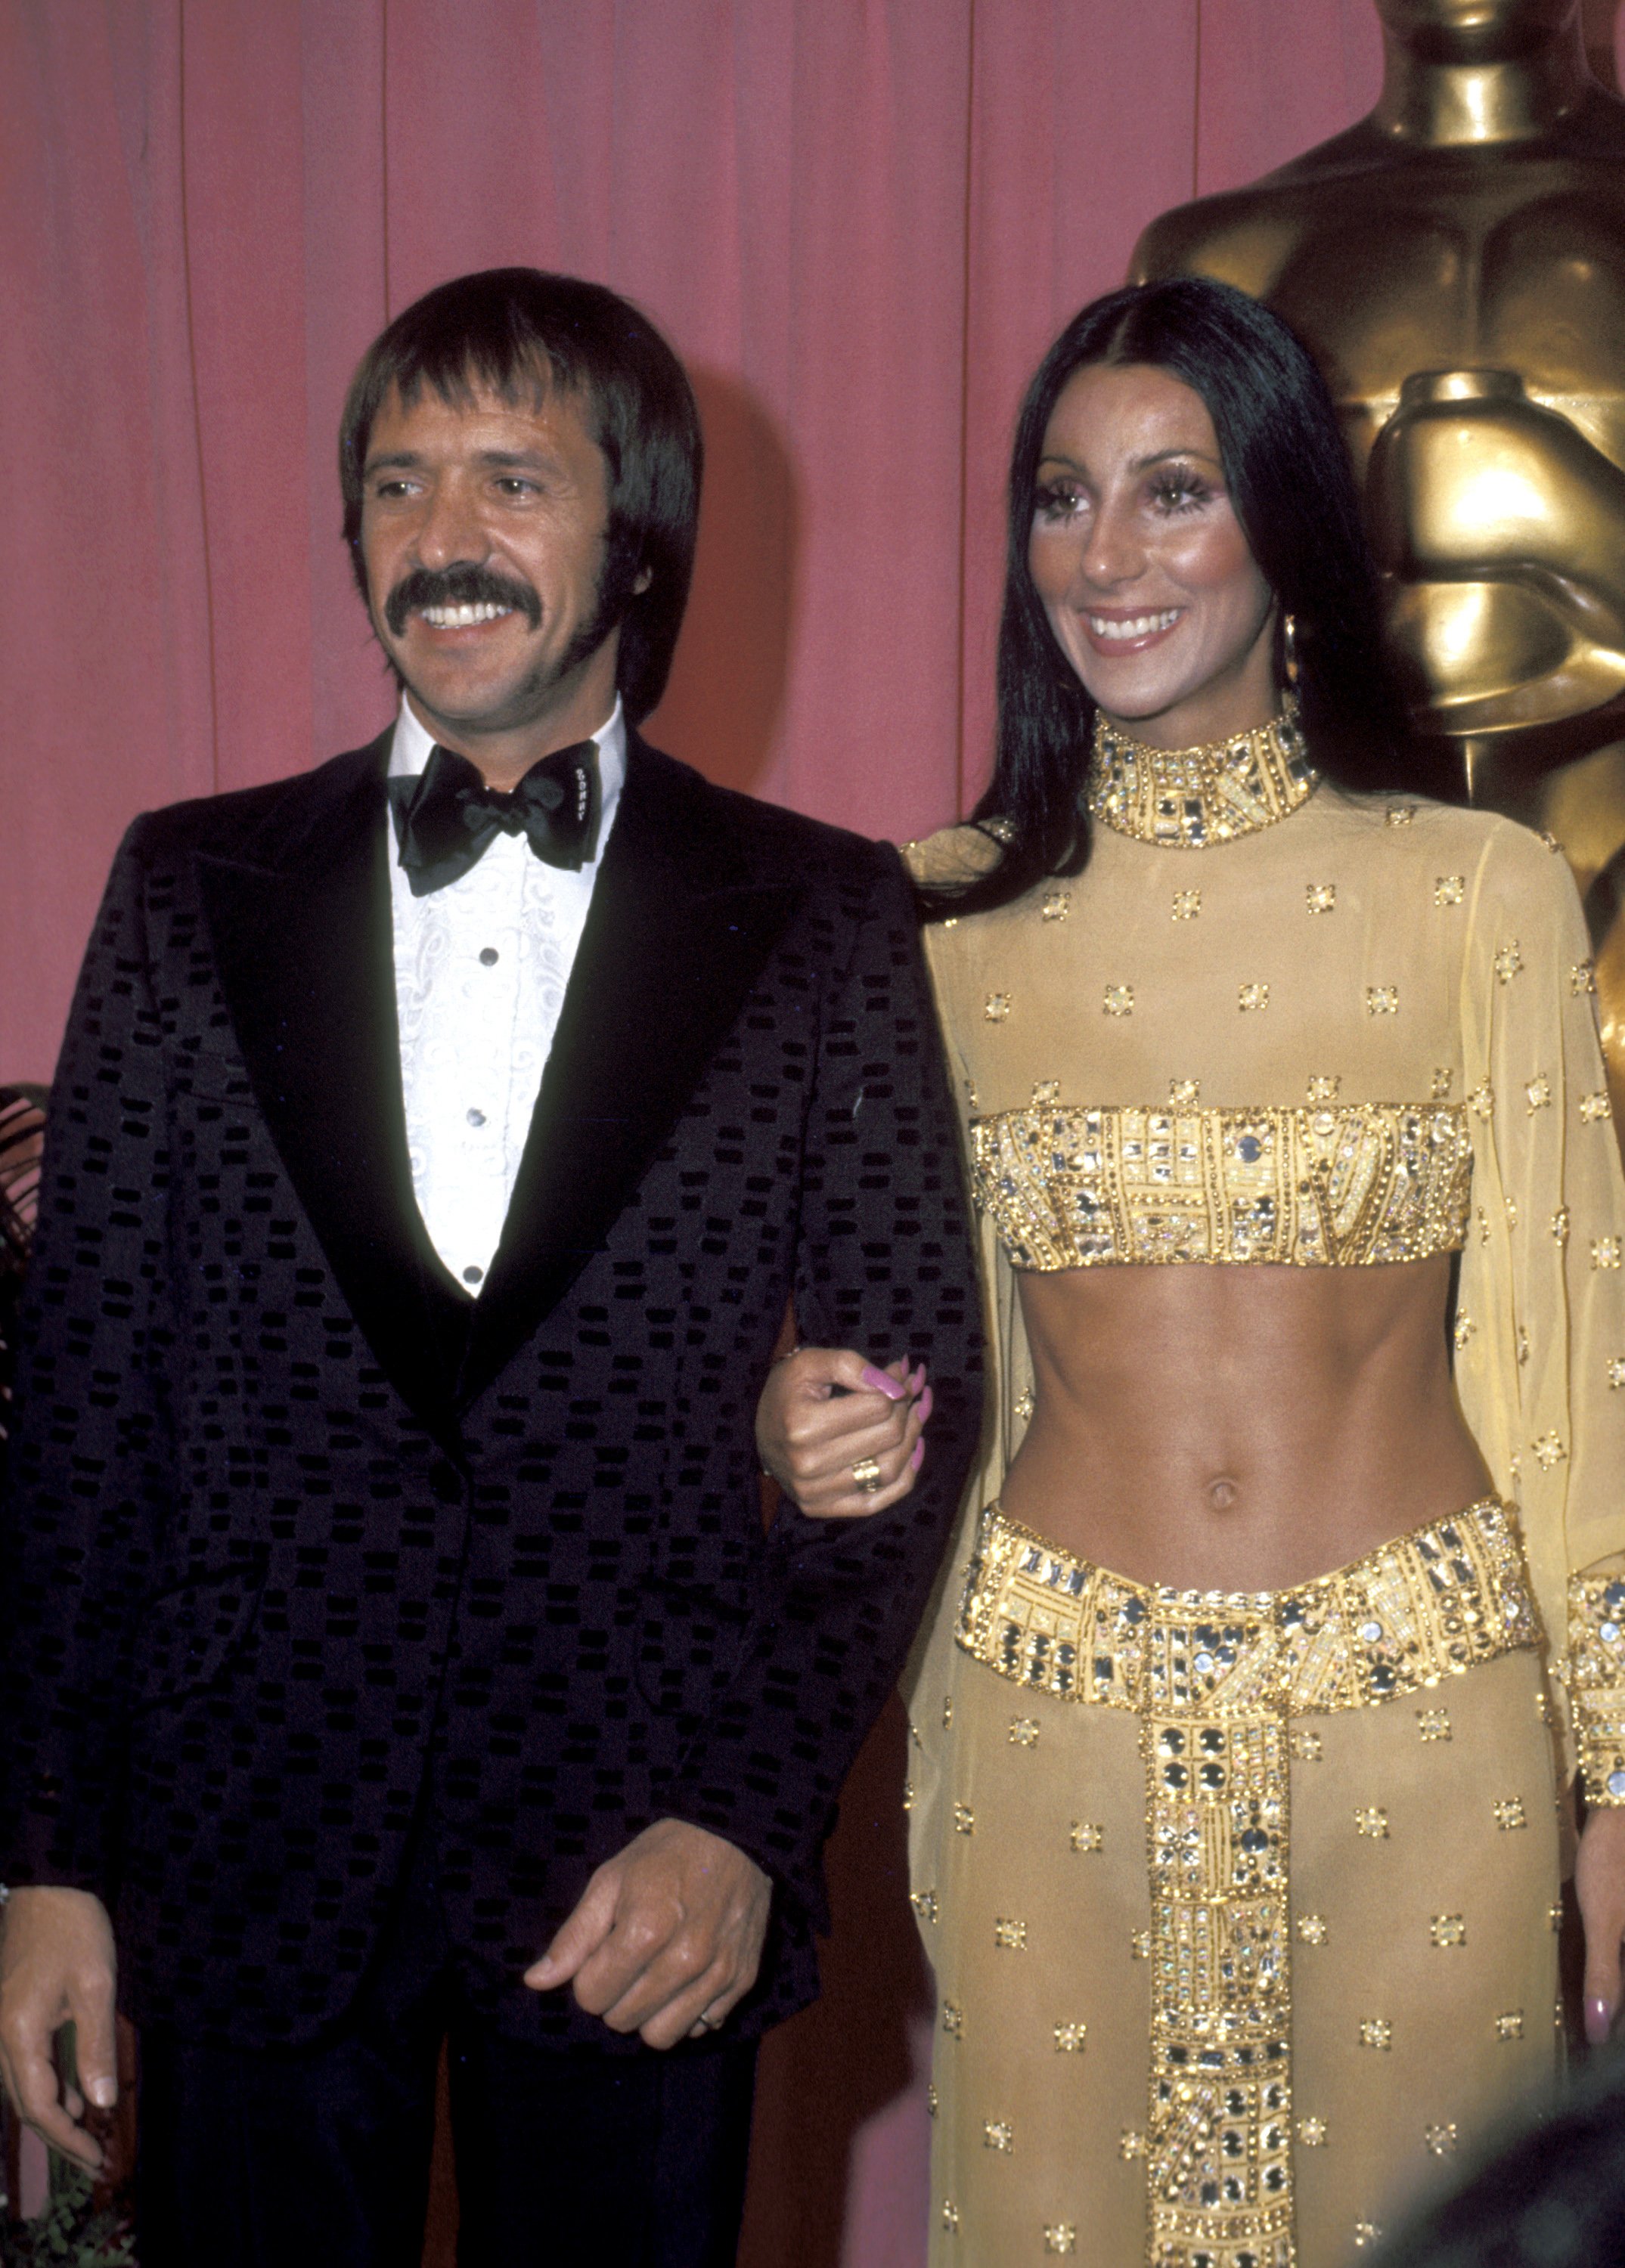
[523,1819,771,2050]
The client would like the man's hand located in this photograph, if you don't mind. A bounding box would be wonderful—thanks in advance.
[0,1887,119,2170]
[1577,1802,1625,2044]
[524,1820,771,2050]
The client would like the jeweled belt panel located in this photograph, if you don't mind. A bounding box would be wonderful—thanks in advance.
[969,1101,1472,1270]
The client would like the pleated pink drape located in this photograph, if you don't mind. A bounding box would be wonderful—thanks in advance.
[1,0,1397,1084]
[6,5,1623,2262]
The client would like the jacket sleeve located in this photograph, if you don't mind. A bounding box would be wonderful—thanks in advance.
[0,821,177,1898]
[660,843,985,1929]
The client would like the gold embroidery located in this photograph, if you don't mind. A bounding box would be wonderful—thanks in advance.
[959,1501,1536,1715]
[1453,1314,1475,1349]
[1239,982,1270,1012]
[1009,1717,1040,1746]
[1306,882,1336,913]
[1044,2229,1078,2256]
[910,1889,938,1923]
[953,1803,974,1835]
[1386,805,1416,826]
[1366,986,1400,1015]
[1435,875,1464,905]
[927,2084,938,2116]
[1552,1211,1571,1246]
[984,993,1010,1022]
[1041,890,1070,922]
[1103,985,1133,1018]
[1583,1091,1612,1123]
[953,1501,1537,2268]
[1297,2117,1327,2146]
[902,1781,913,1811]
[1431,1913,1467,1947]
[1540,830,1563,854]
[1120,2130,1148,2160]
[1292,1728,1323,1761]
[1307,1075,1340,1104]
[1506,1196,1520,1231]
[941,2200,960,2232]
[983,2119,1013,2152]
[1053,2022,1087,2053]
[1031,1080,1059,1106]
[1170,1078,1201,1107]
[1608,1358,1625,1390]
[1526,1074,1552,1113]
[1087,701,1315,848]
[1532,1432,1567,1470]
[1070,1821,1104,1852]
[1573,961,1598,995]
[1417,1707,1451,1740]
[1471,1079,1495,1119]
[1493,1798,1527,1830]
[1593,1237,1623,1270]
[994,1917,1028,1950]
[1565,1574,1625,1805]
[1172,889,1201,921]
[942,1696,953,1729]
[1014,1386,1034,1422]
[1496,2011,1524,2039]
[941,2003,963,2037]
[1425,2123,1459,2158]
[1130,1931,1151,1961]
[970,1101,1472,1270]
[1495,942,1524,984]
[1431,1067,1454,1099]
[1355,1808,1389,1839]
[1354,2224,1383,2251]
[1549,1903,1564,1931]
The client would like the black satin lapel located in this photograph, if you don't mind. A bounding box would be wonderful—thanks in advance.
[195,750,470,1439]
[461,751,802,1408]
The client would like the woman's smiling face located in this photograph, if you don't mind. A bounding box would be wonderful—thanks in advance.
[1028,361,1279,749]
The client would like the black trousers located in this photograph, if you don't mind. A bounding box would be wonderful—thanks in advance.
[135,1836,758,2268]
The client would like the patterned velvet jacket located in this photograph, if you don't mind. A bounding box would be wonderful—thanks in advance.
[0,731,983,2050]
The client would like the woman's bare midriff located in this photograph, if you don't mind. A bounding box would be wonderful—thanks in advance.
[998,1253,1495,1593]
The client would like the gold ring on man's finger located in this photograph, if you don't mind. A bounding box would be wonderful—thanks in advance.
[852,1457,883,1493]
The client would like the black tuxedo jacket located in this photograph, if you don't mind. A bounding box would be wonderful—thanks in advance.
[0,730,982,2050]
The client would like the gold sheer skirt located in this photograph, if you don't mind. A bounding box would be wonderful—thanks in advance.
[921,1504,1562,2268]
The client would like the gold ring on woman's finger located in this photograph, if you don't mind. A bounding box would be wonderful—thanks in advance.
[852,1457,883,1493]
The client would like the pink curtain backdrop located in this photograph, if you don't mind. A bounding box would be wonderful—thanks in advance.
[6,3,1625,2261]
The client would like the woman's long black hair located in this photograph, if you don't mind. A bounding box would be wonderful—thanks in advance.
[922,276,1437,921]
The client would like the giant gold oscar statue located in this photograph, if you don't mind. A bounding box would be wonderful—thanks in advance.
[1133,0,1625,1139]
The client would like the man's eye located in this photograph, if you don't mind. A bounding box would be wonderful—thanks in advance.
[495,478,539,497]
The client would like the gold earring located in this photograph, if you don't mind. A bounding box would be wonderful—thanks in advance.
[1282,612,1300,688]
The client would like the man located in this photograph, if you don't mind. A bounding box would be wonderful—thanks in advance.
[0,268,981,2266]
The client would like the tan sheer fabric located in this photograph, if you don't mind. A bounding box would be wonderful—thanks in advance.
[904,786,1625,1791]
[900,783,1625,2266]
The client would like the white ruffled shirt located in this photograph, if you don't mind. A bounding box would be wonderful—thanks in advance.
[386,695,626,1294]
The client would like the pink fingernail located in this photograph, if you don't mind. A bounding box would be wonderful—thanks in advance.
[861,1366,906,1399]
[919,1385,934,1423]
[910,1441,925,1471]
[1586,1995,1613,2044]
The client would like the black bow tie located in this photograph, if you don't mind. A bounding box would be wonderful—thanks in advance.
[389,741,602,897]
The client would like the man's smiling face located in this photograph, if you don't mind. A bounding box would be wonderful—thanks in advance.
[359,373,628,750]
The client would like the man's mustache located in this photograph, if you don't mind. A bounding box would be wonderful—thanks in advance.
[383,564,543,637]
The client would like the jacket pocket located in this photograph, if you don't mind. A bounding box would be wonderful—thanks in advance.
[133,1548,270,1709]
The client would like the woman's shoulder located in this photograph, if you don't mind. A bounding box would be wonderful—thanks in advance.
[900,820,1009,892]
[1323,788,1571,888]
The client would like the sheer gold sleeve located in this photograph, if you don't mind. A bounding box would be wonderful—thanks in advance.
[1451,822,1625,1795]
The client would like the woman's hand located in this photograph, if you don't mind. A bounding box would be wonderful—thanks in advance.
[756,1347,931,1518]
[1577,1801,1625,2043]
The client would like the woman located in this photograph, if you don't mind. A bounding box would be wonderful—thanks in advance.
[757,278,1625,2267]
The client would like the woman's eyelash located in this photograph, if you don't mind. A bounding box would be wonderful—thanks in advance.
[1034,482,1084,518]
[1151,472,1211,509]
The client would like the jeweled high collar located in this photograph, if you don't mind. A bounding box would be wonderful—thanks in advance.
[1086,699,1317,849]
